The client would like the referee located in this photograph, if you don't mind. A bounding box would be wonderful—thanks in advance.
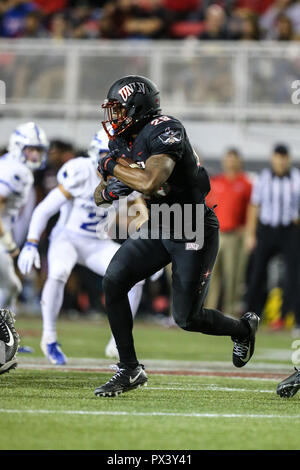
[245,144,300,331]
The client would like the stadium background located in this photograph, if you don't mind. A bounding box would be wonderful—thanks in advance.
[1,0,300,328]
[2,0,300,453]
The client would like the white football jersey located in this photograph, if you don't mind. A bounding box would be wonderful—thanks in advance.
[0,153,34,232]
[57,157,113,239]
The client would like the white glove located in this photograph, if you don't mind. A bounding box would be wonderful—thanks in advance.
[17,242,41,275]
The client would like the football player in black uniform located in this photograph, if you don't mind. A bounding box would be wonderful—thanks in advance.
[93,75,259,397]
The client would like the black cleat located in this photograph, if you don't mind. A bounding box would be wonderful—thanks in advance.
[232,312,260,368]
[276,368,300,398]
[94,363,148,397]
[0,309,19,376]
[0,359,18,375]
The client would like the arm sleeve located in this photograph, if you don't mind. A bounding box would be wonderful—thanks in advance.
[27,187,68,241]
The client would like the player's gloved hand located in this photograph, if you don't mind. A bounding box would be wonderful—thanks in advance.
[17,241,41,275]
[97,149,120,181]
[109,135,131,158]
[101,177,133,203]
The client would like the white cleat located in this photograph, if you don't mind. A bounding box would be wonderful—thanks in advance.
[105,337,119,359]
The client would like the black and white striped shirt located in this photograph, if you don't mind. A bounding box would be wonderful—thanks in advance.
[251,167,300,227]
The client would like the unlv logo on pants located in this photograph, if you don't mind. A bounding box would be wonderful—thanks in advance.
[118,82,146,102]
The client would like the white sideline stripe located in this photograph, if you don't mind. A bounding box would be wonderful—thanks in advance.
[0,409,299,419]
[147,386,274,393]
[154,375,280,383]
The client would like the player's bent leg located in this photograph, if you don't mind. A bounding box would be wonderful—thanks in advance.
[40,233,78,365]
[103,236,170,365]
[173,290,259,368]
[95,235,170,397]
[168,226,259,367]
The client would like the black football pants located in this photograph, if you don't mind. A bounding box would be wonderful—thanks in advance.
[103,215,250,367]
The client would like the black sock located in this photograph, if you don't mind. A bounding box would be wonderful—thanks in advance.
[103,276,139,368]
[184,308,250,340]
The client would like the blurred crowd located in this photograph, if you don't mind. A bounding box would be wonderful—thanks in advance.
[1,0,300,41]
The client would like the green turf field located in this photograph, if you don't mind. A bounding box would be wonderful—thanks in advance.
[0,315,299,450]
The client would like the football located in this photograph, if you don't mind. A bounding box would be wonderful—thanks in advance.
[116,156,140,169]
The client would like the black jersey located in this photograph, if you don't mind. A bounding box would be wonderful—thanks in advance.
[110,115,218,240]
[128,115,211,209]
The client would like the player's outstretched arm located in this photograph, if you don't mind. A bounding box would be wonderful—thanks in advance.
[113,154,175,196]
[17,185,71,275]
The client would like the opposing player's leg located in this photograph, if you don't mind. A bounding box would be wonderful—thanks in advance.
[94,235,171,396]
[78,237,144,359]
[0,251,22,309]
[168,220,259,367]
[40,232,78,365]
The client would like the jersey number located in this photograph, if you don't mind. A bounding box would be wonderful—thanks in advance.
[80,212,108,233]
[150,116,171,126]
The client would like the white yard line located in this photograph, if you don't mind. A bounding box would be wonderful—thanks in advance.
[0,409,298,419]
[149,375,280,382]
[146,386,274,393]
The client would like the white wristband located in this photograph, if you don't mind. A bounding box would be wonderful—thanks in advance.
[0,231,17,252]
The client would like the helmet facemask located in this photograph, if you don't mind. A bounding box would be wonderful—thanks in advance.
[23,145,47,171]
[8,122,49,171]
[102,99,133,139]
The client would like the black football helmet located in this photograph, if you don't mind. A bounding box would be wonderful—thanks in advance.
[102,75,161,138]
